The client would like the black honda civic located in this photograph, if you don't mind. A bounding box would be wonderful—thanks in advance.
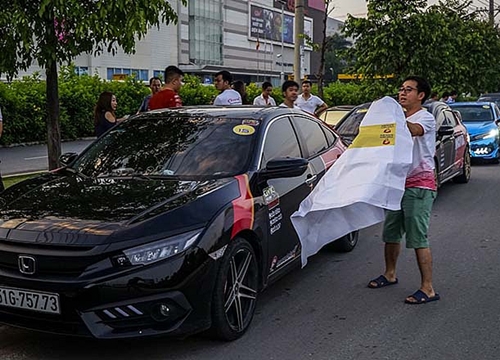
[0,106,356,340]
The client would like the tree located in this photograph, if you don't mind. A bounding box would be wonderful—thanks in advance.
[324,33,351,81]
[343,0,500,93]
[0,0,185,169]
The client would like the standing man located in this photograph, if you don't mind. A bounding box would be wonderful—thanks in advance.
[279,80,300,109]
[295,80,327,116]
[367,76,439,305]
[213,70,242,106]
[0,106,4,192]
[148,66,183,110]
[137,77,162,113]
[253,81,276,106]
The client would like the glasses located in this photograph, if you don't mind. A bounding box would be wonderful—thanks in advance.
[398,86,418,94]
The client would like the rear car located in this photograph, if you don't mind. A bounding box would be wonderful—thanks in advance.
[449,102,500,163]
[318,105,355,127]
[334,101,471,187]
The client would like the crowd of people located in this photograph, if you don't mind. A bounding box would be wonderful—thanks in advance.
[93,66,329,137]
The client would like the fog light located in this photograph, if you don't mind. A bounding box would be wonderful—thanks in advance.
[151,303,171,322]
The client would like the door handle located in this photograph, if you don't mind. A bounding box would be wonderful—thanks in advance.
[305,174,317,185]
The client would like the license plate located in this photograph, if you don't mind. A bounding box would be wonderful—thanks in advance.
[0,286,60,314]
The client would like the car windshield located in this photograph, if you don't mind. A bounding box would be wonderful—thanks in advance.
[452,106,494,122]
[334,107,368,141]
[72,113,260,179]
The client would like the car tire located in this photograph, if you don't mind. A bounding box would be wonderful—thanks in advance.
[453,149,471,183]
[326,230,359,252]
[210,237,259,341]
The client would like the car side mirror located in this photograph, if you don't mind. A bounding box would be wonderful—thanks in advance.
[259,157,309,180]
[437,125,454,137]
[59,152,79,167]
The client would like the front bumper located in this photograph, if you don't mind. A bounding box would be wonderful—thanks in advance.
[469,138,499,160]
[0,250,218,339]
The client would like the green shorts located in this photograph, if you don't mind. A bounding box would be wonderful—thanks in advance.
[382,188,436,249]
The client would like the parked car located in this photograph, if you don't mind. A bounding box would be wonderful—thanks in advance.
[334,101,471,187]
[0,106,356,341]
[477,93,500,107]
[449,102,500,163]
[318,105,356,127]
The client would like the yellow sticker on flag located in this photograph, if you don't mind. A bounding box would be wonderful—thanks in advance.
[350,123,396,148]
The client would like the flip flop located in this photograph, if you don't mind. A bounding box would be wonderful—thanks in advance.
[367,275,398,289]
[405,289,441,304]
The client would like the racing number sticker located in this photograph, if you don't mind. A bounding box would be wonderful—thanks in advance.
[233,125,255,136]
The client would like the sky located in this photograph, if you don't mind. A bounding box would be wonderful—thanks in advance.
[330,0,492,20]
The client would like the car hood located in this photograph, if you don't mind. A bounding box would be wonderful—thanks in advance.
[463,121,496,135]
[0,173,236,245]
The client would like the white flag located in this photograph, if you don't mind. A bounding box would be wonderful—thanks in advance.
[291,96,414,267]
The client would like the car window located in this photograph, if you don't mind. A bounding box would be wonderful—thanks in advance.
[444,111,457,126]
[495,105,500,118]
[435,109,447,128]
[452,106,494,122]
[335,107,368,138]
[291,116,329,158]
[73,116,259,179]
[261,117,301,167]
[322,126,337,147]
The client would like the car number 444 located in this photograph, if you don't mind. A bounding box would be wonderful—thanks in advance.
[0,287,60,314]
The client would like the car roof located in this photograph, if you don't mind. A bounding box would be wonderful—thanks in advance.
[449,102,495,107]
[138,105,315,123]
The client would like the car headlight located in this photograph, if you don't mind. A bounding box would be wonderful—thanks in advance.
[481,129,499,139]
[114,229,203,267]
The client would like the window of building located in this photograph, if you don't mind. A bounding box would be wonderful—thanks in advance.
[188,0,223,65]
[153,70,164,80]
[107,68,149,81]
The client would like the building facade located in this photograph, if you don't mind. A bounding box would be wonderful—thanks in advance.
[14,1,332,86]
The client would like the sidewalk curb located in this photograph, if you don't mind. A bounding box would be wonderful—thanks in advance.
[4,170,47,179]
[0,137,96,148]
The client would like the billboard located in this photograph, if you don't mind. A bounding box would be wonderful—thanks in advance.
[249,4,313,46]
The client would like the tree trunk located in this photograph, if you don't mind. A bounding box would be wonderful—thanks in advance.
[46,60,61,170]
[318,1,329,99]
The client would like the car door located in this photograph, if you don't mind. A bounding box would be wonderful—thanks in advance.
[435,107,456,180]
[258,116,313,277]
[445,109,466,174]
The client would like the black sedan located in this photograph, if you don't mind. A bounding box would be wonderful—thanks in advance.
[0,106,354,340]
[334,101,471,187]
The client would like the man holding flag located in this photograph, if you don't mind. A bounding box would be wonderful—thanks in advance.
[368,76,440,305]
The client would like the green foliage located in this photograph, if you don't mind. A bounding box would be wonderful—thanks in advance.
[0,71,394,145]
[343,0,500,93]
[179,75,219,106]
[0,0,186,76]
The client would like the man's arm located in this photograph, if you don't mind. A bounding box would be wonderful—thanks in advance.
[315,102,328,116]
[407,121,424,136]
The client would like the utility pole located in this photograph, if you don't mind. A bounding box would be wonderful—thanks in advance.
[279,0,285,84]
[490,0,495,25]
[294,0,304,82]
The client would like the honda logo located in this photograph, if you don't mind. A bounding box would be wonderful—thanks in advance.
[18,255,36,275]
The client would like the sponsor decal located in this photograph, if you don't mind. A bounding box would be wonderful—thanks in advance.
[263,185,280,208]
[242,119,260,126]
[269,207,282,235]
[233,125,256,136]
[231,175,255,239]
[269,244,300,273]
[350,123,396,148]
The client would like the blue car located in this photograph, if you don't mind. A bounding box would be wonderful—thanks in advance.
[450,102,500,163]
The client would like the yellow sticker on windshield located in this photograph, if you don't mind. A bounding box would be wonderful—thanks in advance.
[483,105,490,109]
[356,109,369,113]
[233,125,255,136]
[350,123,396,148]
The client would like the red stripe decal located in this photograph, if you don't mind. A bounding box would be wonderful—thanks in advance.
[231,174,254,239]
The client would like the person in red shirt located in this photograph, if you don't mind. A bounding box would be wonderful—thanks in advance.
[148,66,184,110]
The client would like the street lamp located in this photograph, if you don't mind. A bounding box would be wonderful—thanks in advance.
[277,54,284,83]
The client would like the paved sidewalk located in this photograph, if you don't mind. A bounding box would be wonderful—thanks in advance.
[0,139,95,176]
